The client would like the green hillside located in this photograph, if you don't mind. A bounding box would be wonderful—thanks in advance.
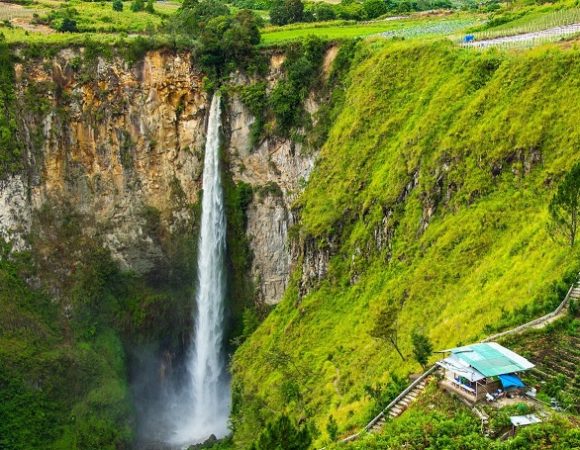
[231,39,580,447]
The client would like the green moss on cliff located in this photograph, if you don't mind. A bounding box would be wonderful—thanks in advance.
[232,40,580,447]
[0,35,22,179]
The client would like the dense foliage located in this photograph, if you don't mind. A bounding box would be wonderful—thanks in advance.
[249,414,313,449]
[167,0,262,78]
[341,381,580,449]
[0,240,132,450]
[0,35,22,179]
[270,0,456,25]
[411,330,433,369]
[270,0,305,25]
[232,39,580,447]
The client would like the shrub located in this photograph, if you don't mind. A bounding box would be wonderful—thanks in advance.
[269,36,325,134]
[363,0,390,19]
[112,0,123,11]
[240,82,268,147]
[270,0,305,25]
[130,0,145,12]
[59,17,78,32]
[250,414,313,450]
[326,415,338,441]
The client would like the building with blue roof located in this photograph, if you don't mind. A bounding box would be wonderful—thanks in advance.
[436,342,535,403]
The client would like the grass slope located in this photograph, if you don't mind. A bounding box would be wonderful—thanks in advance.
[232,39,580,447]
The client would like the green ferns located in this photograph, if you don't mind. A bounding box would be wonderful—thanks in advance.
[232,40,580,447]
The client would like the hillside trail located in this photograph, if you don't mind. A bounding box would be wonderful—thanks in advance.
[463,23,580,48]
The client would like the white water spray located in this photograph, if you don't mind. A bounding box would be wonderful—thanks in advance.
[172,93,230,446]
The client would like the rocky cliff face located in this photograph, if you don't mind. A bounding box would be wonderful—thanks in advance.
[10,50,207,279]
[226,76,318,303]
[1,48,331,305]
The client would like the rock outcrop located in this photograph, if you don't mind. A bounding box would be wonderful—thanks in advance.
[1,48,332,305]
[10,49,206,276]
[226,88,318,304]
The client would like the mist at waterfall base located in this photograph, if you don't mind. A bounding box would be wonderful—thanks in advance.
[132,94,231,448]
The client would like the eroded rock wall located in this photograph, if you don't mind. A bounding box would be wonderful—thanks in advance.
[0,48,334,305]
[225,55,322,304]
[8,49,206,278]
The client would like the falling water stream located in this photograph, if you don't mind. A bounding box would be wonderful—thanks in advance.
[171,93,230,446]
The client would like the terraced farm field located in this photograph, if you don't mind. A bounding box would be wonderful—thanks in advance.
[260,16,480,45]
[501,315,580,413]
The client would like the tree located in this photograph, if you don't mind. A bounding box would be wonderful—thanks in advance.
[312,3,336,21]
[112,0,123,11]
[335,0,366,20]
[145,0,155,13]
[270,0,304,25]
[363,0,389,19]
[549,163,580,247]
[250,414,313,450]
[169,0,230,36]
[198,9,261,76]
[326,415,338,441]
[130,0,145,12]
[370,302,405,361]
[59,17,78,32]
[411,330,433,370]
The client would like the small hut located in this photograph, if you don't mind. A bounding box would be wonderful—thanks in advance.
[436,342,534,403]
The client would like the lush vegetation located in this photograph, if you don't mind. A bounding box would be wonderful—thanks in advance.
[0,36,21,178]
[232,39,580,448]
[260,16,479,45]
[331,379,580,449]
[0,238,134,450]
[269,0,457,25]
[0,190,204,448]
[3,1,580,448]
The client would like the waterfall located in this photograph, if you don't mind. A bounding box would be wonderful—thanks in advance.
[172,93,230,446]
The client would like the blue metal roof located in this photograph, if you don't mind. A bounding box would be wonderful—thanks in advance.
[445,343,534,377]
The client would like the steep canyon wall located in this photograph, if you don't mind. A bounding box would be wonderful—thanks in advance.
[0,47,330,306]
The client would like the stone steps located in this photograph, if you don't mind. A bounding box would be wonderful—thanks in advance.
[369,377,431,433]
